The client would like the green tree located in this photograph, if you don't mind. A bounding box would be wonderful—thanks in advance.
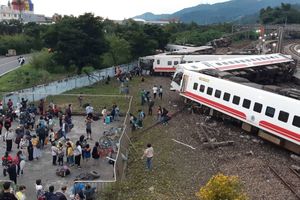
[43,13,108,73]
[101,35,132,67]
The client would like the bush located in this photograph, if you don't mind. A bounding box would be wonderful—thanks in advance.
[30,49,65,73]
[0,34,35,55]
[81,66,95,75]
[196,173,248,200]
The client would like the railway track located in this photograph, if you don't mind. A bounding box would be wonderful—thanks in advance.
[269,165,300,199]
[284,43,300,61]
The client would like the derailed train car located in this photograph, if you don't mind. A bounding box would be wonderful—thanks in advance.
[171,53,300,153]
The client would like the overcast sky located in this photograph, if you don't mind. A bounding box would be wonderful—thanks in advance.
[3,0,228,20]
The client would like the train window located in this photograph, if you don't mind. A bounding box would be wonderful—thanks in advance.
[253,103,262,113]
[173,72,183,85]
[235,61,240,63]
[278,111,289,123]
[245,59,251,62]
[157,60,160,64]
[232,96,240,105]
[223,92,230,101]
[292,116,300,128]
[174,61,179,65]
[188,61,193,63]
[195,61,200,63]
[257,58,262,60]
[242,99,251,109]
[200,85,205,92]
[215,90,221,98]
[216,63,222,66]
[193,83,198,90]
[207,87,213,95]
[222,62,228,65]
[181,60,186,64]
[265,106,275,118]
[167,61,172,66]
[229,61,234,64]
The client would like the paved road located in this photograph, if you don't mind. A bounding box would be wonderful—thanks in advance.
[0,55,30,76]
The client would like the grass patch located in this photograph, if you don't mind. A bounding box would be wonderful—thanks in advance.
[0,64,69,93]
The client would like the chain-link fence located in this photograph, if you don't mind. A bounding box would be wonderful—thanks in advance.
[1,62,136,106]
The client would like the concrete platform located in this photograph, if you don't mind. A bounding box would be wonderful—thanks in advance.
[0,115,123,199]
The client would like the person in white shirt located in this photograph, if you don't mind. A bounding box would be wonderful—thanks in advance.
[74,141,82,168]
[152,85,158,99]
[158,85,163,100]
[85,104,94,115]
[141,143,154,170]
[51,143,58,165]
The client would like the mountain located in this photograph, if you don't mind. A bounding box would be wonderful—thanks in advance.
[133,0,300,24]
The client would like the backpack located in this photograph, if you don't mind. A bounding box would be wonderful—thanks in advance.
[37,189,46,200]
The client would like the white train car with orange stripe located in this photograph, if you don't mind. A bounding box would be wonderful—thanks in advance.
[171,54,300,153]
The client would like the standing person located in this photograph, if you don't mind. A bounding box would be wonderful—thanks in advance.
[38,99,44,115]
[101,107,107,124]
[0,101,3,114]
[141,143,154,171]
[84,144,91,163]
[0,182,17,200]
[4,116,12,132]
[65,104,72,119]
[7,160,17,184]
[92,142,100,165]
[78,94,83,107]
[57,142,64,166]
[61,117,67,140]
[0,115,3,136]
[56,186,68,200]
[36,125,46,149]
[35,179,45,199]
[152,85,158,99]
[74,141,82,169]
[45,185,56,199]
[85,104,94,116]
[27,140,33,161]
[51,143,58,166]
[158,85,163,100]
[16,185,26,200]
[148,99,154,116]
[66,142,74,166]
[157,106,162,122]
[7,99,13,111]
[85,115,92,140]
[5,129,14,152]
[1,151,12,176]
[14,151,22,176]
[31,135,41,160]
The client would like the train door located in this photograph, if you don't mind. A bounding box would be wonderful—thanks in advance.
[180,74,189,93]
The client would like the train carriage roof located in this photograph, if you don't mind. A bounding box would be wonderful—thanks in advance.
[178,53,293,72]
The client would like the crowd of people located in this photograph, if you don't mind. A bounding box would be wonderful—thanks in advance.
[0,96,121,200]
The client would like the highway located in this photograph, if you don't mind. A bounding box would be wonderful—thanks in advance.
[0,55,30,76]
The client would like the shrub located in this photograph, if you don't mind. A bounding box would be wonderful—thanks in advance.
[30,49,64,73]
[196,173,248,200]
[0,34,35,55]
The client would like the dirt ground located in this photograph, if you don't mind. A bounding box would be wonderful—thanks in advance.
[115,76,299,200]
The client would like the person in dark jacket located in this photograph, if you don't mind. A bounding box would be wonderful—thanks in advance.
[7,161,17,184]
[27,140,34,161]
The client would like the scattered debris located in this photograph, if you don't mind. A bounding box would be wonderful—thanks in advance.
[291,154,300,163]
[246,151,254,156]
[203,140,235,149]
[172,139,196,150]
[291,165,300,172]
